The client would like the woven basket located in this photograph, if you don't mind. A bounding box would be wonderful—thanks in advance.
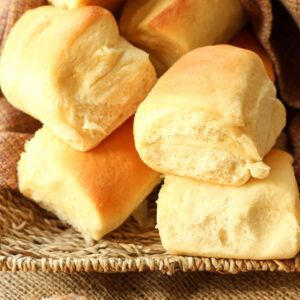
[1,0,300,277]
[1,187,300,275]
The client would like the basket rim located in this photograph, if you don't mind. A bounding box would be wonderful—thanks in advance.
[1,255,300,275]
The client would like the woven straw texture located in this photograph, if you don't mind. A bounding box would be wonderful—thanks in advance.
[1,188,300,275]
[0,0,299,275]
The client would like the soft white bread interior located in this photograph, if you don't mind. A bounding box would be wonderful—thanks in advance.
[0,6,156,151]
[120,0,247,75]
[18,118,161,241]
[157,149,300,260]
[134,45,286,186]
[48,0,124,12]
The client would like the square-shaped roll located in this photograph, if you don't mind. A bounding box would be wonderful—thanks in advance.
[18,118,161,241]
[120,0,246,75]
[134,45,286,186]
[157,149,300,260]
[0,6,156,151]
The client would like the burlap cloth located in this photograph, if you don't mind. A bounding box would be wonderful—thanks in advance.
[2,271,300,299]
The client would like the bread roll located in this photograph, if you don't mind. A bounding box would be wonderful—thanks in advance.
[48,0,124,12]
[231,27,275,82]
[134,45,286,186]
[0,6,156,151]
[18,118,161,241]
[157,149,300,260]
[120,0,247,75]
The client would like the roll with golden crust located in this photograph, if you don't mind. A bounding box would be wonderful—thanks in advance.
[0,6,156,151]
[48,0,124,13]
[120,0,247,75]
[157,149,300,260]
[18,118,161,241]
[231,27,275,82]
[134,45,286,186]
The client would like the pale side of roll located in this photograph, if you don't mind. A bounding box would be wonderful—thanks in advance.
[48,0,124,12]
[0,6,156,151]
[134,45,286,186]
[18,118,161,241]
[230,27,275,82]
[119,0,247,75]
[157,149,300,260]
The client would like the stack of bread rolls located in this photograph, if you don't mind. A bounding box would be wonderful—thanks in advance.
[1,0,299,261]
[134,31,300,259]
[0,5,161,241]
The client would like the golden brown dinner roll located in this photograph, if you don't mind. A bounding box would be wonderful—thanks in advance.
[48,0,124,13]
[231,27,275,82]
[134,45,286,186]
[0,6,156,151]
[120,0,247,75]
[157,149,300,260]
[18,118,161,241]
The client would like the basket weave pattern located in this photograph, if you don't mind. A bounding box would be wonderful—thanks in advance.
[0,188,300,275]
[0,0,300,275]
